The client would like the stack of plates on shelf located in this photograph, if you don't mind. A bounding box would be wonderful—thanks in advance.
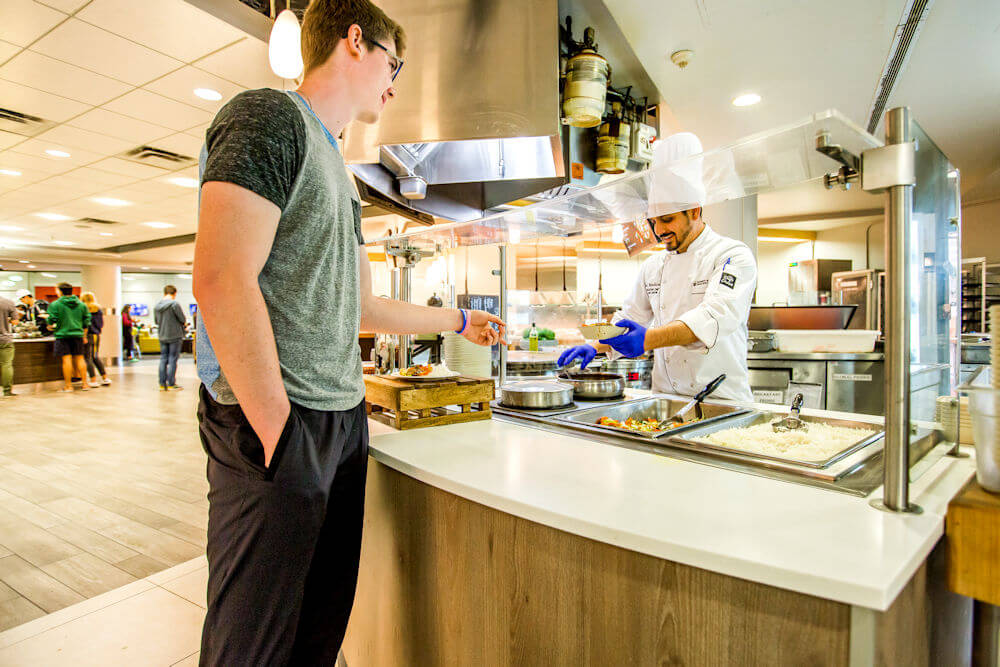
[991,305,1000,388]
[937,395,973,444]
[443,332,492,378]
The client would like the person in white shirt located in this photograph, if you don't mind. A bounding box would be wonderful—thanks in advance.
[558,133,757,403]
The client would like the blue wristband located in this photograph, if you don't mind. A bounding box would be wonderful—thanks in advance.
[455,309,467,335]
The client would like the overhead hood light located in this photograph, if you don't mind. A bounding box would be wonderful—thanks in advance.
[732,93,761,107]
[269,10,303,80]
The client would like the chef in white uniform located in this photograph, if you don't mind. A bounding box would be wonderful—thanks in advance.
[558,132,757,403]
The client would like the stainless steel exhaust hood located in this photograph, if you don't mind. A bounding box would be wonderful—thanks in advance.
[343,0,660,223]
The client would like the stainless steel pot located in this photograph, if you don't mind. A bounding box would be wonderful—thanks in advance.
[559,372,626,399]
[499,380,575,409]
[600,357,653,389]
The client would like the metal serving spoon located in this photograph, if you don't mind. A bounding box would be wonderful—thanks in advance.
[772,393,808,433]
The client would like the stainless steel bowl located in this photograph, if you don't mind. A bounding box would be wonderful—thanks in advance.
[559,372,626,399]
[499,380,575,409]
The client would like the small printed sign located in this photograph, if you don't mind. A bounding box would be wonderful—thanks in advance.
[832,373,873,382]
[753,390,784,404]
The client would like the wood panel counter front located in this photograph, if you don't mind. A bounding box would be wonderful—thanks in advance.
[11,338,63,384]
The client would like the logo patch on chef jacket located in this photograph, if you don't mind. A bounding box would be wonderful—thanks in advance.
[720,272,737,289]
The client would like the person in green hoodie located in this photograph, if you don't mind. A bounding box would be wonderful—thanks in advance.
[47,282,91,393]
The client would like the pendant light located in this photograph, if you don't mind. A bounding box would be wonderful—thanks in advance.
[529,238,547,307]
[269,9,304,80]
[551,238,576,307]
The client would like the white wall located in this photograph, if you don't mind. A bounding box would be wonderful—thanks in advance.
[0,271,82,303]
[754,241,815,306]
[813,220,884,271]
[962,198,1000,261]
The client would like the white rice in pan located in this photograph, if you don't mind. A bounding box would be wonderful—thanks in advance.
[693,422,876,462]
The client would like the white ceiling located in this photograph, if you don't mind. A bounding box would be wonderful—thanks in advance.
[605,0,1000,202]
[0,0,286,260]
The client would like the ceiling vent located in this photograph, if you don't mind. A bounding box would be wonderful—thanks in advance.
[0,107,58,137]
[76,217,120,226]
[866,0,934,134]
[117,145,197,170]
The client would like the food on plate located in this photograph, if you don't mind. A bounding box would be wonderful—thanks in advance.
[693,422,875,462]
[398,364,433,377]
[597,416,696,433]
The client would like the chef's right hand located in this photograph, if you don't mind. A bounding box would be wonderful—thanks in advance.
[558,345,597,370]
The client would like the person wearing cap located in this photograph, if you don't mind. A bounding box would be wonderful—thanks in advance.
[15,289,50,336]
[559,132,757,403]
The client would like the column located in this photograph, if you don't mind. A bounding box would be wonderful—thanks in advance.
[80,264,122,366]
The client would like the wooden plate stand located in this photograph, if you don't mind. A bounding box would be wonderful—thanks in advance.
[364,375,494,430]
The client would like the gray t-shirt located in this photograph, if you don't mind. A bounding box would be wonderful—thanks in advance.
[0,296,16,344]
[196,89,366,412]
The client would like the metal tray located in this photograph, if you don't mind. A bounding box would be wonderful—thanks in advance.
[552,397,751,439]
[667,412,884,469]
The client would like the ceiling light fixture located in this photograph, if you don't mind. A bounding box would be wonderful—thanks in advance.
[176,273,191,279]
[41,272,57,278]
[99,232,113,236]
[52,240,74,246]
[168,176,198,188]
[193,87,222,101]
[143,221,174,229]
[17,260,29,264]
[141,266,150,270]
[26,264,36,268]
[0,225,23,231]
[732,93,762,107]
[45,149,71,158]
[91,197,131,207]
[269,9,304,79]
[0,169,21,177]
[35,212,71,221]
[9,275,22,281]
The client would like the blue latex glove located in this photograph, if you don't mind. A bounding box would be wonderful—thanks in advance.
[557,345,597,370]
[600,319,648,358]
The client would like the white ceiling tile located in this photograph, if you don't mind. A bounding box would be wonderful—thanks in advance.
[90,157,167,179]
[0,0,66,47]
[17,174,103,200]
[118,178,186,199]
[102,89,212,132]
[144,65,244,112]
[31,18,182,86]
[64,166,137,187]
[183,122,211,142]
[8,138,104,169]
[0,49,132,105]
[31,125,134,155]
[0,165,50,187]
[194,38,284,90]
[77,0,246,62]
[0,149,70,175]
[67,107,173,144]
[0,41,22,65]
[0,131,27,150]
[151,132,205,159]
[36,0,90,13]
[0,78,89,122]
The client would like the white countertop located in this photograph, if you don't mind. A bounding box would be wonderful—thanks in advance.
[366,403,974,611]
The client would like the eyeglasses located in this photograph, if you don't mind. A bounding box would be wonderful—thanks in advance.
[368,39,404,82]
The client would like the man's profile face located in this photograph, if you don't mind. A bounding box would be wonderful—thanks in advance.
[649,209,698,251]
[355,36,398,124]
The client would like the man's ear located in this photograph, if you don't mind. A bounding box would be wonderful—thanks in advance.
[344,23,366,60]
[688,206,702,222]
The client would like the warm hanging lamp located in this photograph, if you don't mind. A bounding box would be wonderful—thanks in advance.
[551,238,576,306]
[269,9,304,80]
[529,238,547,307]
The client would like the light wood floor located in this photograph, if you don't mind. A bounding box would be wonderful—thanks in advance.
[0,359,207,632]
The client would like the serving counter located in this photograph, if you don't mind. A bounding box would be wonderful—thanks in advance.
[346,399,975,665]
[10,338,63,384]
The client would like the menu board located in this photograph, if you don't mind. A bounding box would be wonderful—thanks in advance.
[457,294,500,317]
[621,218,658,257]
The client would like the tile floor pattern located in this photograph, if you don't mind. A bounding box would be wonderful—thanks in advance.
[0,359,208,633]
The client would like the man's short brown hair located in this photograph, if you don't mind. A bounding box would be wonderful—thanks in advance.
[164,285,177,296]
[301,0,406,74]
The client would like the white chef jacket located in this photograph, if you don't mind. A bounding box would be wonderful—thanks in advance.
[611,224,757,403]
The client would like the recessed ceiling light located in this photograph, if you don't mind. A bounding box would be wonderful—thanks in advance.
[732,93,761,107]
[17,260,29,264]
[41,272,57,278]
[0,225,23,231]
[0,169,21,177]
[26,264,36,268]
[52,240,75,246]
[143,221,174,229]
[168,176,199,188]
[9,275,22,281]
[141,266,150,270]
[35,212,71,221]
[45,149,71,158]
[91,197,131,207]
[176,273,191,279]
[99,232,113,236]
[193,87,222,101]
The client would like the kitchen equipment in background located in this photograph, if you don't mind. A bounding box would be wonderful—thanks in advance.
[557,371,626,400]
[596,103,630,174]
[505,350,560,378]
[771,329,880,353]
[561,22,609,128]
[957,366,1000,492]
[826,358,884,415]
[499,380,575,409]
[787,259,853,305]
[629,120,656,164]
[831,269,885,332]
[661,373,727,427]
[772,393,808,432]
[747,358,826,409]
[601,356,653,389]
[748,305,857,330]
[747,331,776,353]
[443,332,492,378]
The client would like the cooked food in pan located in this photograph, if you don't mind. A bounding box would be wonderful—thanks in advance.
[596,416,698,433]
[693,422,876,461]
[399,364,433,377]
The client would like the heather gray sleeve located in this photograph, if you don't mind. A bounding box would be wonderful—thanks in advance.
[201,89,306,211]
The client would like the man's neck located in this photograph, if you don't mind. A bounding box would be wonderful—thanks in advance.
[296,73,356,137]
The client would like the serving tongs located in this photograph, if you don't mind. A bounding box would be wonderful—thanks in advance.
[772,393,808,432]
[655,373,727,429]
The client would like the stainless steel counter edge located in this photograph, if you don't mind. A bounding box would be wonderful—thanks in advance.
[748,351,884,361]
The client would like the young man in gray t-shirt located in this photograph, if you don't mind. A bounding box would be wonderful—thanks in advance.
[193,1,505,664]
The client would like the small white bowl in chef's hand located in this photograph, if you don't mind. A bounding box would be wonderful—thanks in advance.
[579,323,626,340]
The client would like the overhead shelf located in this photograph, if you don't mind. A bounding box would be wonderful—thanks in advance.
[368,109,882,249]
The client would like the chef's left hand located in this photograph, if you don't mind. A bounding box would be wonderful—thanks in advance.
[600,319,647,358]
[463,310,508,347]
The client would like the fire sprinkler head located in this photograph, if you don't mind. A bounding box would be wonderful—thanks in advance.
[670,50,693,69]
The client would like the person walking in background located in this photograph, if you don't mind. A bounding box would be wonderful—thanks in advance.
[154,285,187,391]
[80,292,111,387]
[0,295,19,397]
[121,305,137,362]
[47,282,91,393]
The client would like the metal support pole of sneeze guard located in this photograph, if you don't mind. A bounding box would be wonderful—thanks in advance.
[494,245,508,391]
[868,106,922,514]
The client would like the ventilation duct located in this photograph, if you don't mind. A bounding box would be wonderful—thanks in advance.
[866,0,934,134]
[0,107,57,137]
[116,145,198,170]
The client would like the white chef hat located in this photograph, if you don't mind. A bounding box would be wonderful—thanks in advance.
[15,288,31,300]
[646,132,706,219]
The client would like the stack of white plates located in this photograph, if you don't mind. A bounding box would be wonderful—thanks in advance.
[443,333,492,378]
[937,395,973,444]
[991,305,1000,389]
